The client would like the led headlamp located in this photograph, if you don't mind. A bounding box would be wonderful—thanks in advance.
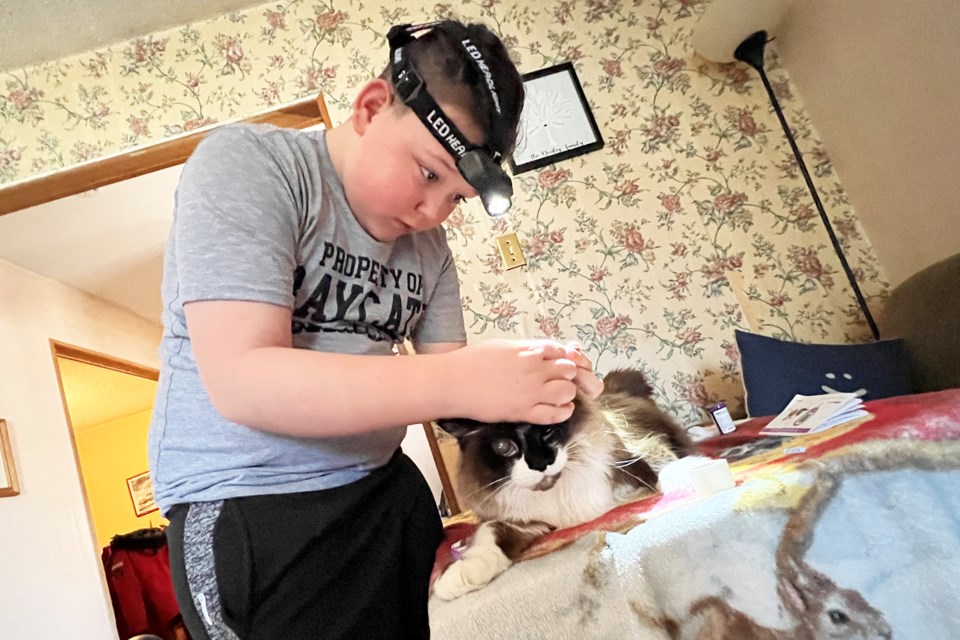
[387,23,513,217]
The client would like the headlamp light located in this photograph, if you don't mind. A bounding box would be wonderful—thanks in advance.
[457,150,513,217]
[388,23,513,217]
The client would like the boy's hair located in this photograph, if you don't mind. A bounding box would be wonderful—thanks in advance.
[380,21,525,159]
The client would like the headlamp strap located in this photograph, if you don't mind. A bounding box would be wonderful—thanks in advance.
[398,72,473,162]
[387,22,504,164]
[459,38,501,117]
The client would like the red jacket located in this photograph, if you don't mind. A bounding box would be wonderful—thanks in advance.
[102,542,181,638]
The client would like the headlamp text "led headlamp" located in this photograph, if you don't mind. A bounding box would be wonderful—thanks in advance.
[387,23,513,217]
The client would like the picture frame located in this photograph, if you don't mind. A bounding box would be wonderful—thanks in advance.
[126,470,158,517]
[508,61,605,175]
[0,420,20,497]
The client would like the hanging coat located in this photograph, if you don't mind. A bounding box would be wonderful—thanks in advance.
[102,528,181,638]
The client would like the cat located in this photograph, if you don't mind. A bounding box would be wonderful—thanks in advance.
[433,368,695,600]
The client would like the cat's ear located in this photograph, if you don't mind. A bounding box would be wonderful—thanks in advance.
[435,418,484,441]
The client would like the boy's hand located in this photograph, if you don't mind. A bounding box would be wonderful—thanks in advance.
[448,339,580,425]
[507,340,603,399]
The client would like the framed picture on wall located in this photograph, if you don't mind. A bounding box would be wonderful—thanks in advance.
[508,61,605,175]
[0,420,20,497]
[126,470,158,517]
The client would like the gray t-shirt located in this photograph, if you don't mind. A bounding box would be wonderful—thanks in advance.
[148,123,466,514]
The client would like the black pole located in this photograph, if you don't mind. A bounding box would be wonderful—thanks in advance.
[734,31,881,341]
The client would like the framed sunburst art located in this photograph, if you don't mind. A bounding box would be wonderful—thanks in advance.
[509,61,605,175]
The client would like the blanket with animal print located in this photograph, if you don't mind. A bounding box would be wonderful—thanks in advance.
[429,389,960,639]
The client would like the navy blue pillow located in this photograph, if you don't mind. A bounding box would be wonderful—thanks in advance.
[735,330,914,417]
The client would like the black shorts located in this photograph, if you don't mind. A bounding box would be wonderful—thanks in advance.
[165,451,442,640]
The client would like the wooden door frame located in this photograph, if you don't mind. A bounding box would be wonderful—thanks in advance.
[49,339,160,543]
[0,95,332,216]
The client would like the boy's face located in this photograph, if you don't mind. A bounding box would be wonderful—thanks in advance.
[343,87,482,242]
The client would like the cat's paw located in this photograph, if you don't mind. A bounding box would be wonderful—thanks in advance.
[433,556,506,600]
[432,525,513,600]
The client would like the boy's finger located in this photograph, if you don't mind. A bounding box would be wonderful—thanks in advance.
[566,349,593,371]
[526,401,575,425]
[543,377,577,403]
[533,342,567,361]
[574,370,604,399]
[550,358,578,380]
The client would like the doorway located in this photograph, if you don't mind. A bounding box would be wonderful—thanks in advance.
[51,340,162,551]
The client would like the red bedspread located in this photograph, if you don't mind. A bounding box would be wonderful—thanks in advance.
[433,389,960,577]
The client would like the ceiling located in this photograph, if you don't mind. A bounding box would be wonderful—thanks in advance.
[0,0,266,71]
[0,0,269,320]
[0,164,181,322]
[57,357,157,433]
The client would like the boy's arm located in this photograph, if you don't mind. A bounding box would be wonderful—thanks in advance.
[185,300,581,437]
[411,341,467,354]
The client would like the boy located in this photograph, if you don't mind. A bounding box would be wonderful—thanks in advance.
[150,19,601,640]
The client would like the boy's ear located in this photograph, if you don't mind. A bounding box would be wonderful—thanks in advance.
[351,78,394,135]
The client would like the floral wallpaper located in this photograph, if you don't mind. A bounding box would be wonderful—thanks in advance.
[0,0,888,424]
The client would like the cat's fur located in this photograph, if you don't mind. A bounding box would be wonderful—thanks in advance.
[434,368,694,600]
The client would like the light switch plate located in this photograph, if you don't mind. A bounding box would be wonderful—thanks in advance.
[495,232,527,270]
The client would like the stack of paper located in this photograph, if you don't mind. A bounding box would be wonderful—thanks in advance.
[759,392,867,436]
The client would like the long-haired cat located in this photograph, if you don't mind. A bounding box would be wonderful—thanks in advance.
[433,368,695,600]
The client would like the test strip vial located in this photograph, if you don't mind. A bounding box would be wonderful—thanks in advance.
[708,401,737,434]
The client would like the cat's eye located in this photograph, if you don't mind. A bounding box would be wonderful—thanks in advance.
[828,610,849,625]
[491,438,519,458]
[542,426,560,444]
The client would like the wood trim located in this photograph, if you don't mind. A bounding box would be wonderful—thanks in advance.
[423,421,461,515]
[0,420,20,497]
[395,342,462,514]
[51,340,159,381]
[48,339,142,594]
[0,94,333,216]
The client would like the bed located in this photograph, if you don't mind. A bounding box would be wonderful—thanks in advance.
[428,389,960,639]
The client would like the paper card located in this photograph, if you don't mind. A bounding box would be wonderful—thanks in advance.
[760,392,865,436]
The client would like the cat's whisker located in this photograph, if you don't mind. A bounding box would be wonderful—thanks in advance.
[475,479,514,509]
[462,476,510,501]
[480,476,511,491]
[613,465,658,493]
[597,429,628,440]
[611,446,649,460]
[594,429,649,447]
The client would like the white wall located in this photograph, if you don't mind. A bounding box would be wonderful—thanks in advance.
[777,0,960,287]
[0,258,162,640]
